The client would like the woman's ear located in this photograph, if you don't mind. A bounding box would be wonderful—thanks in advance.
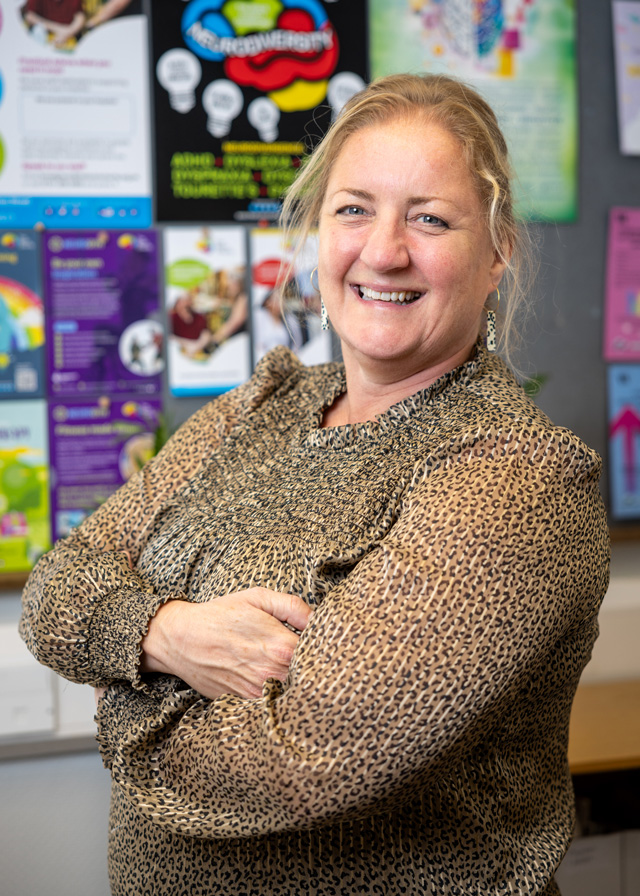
[489,241,511,289]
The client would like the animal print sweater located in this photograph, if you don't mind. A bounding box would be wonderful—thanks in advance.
[20,345,610,896]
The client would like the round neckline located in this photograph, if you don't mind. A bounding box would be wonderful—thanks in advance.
[302,344,485,450]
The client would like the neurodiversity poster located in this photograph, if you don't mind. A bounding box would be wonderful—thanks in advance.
[613,1,640,156]
[250,227,330,366]
[151,0,368,223]
[608,365,640,520]
[0,1,152,229]
[43,230,164,397]
[0,399,51,573]
[0,230,45,398]
[164,225,250,395]
[369,0,578,222]
[48,395,161,541]
[604,207,640,362]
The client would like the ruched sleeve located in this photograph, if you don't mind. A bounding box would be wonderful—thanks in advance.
[19,348,301,690]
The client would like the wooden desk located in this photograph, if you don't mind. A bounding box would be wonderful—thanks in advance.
[569,679,640,775]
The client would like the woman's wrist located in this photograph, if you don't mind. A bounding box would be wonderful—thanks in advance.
[140,600,182,677]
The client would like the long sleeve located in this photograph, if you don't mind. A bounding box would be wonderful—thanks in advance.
[94,427,610,838]
[19,358,291,689]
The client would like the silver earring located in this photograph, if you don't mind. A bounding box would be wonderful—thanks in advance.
[321,299,329,331]
[485,288,500,353]
[310,266,320,293]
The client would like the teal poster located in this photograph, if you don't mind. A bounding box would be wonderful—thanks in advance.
[608,365,640,521]
[369,0,578,222]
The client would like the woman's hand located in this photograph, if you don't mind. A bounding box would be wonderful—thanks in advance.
[140,588,313,700]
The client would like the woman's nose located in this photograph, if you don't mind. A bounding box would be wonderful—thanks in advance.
[359,216,410,271]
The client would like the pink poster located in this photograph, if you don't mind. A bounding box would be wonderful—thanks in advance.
[604,207,640,361]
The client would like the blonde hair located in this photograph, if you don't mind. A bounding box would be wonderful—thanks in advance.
[280,73,537,367]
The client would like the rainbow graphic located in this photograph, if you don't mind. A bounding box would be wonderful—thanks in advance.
[626,290,640,317]
[0,276,45,353]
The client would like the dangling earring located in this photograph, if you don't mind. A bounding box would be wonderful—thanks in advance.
[321,299,329,331]
[310,267,329,331]
[484,288,500,353]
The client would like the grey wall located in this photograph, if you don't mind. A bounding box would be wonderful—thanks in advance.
[523,3,638,517]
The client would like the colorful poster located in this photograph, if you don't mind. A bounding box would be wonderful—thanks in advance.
[48,394,161,541]
[43,229,163,397]
[369,0,578,222]
[0,1,152,229]
[0,399,51,573]
[608,365,640,520]
[0,230,45,398]
[604,207,640,361]
[613,1,640,155]
[164,225,250,395]
[250,228,330,366]
[150,0,368,223]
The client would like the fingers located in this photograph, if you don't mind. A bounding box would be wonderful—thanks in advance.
[139,588,312,702]
[246,588,314,633]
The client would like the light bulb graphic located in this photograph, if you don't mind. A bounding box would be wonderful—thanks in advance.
[327,72,366,120]
[202,80,244,137]
[247,97,280,142]
[156,49,202,114]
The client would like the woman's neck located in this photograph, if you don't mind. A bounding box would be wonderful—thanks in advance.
[322,343,476,427]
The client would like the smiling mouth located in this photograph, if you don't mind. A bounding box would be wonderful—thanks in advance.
[358,285,422,304]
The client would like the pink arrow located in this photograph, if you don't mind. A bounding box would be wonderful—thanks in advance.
[610,405,640,493]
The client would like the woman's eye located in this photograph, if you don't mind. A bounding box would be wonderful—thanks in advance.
[416,213,447,227]
[338,205,366,217]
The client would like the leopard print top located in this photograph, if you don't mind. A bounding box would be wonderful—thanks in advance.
[20,345,610,896]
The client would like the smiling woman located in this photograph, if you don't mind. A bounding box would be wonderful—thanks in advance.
[20,74,609,896]
[317,117,505,423]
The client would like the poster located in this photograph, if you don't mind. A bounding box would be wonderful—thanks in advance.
[369,0,578,222]
[0,230,45,398]
[613,1,640,156]
[608,365,640,520]
[0,1,152,229]
[250,228,330,366]
[48,394,161,541]
[43,229,163,397]
[164,225,250,395]
[604,207,640,361]
[0,399,50,573]
[151,0,368,223]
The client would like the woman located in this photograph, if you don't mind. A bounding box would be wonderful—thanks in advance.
[20,74,610,895]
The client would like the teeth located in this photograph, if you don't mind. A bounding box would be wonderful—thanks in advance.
[360,286,421,304]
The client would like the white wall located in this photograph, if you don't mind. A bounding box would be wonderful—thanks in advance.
[0,750,111,896]
[580,542,640,684]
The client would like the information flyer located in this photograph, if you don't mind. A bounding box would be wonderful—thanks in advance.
[0,1,152,229]
[151,0,368,223]
[0,399,51,573]
[48,395,161,541]
[0,230,45,398]
[369,0,578,222]
[250,228,330,367]
[613,1,640,156]
[164,225,250,395]
[43,229,163,397]
[608,365,640,520]
[604,207,640,362]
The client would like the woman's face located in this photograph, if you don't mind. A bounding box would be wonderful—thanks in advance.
[317,116,506,384]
